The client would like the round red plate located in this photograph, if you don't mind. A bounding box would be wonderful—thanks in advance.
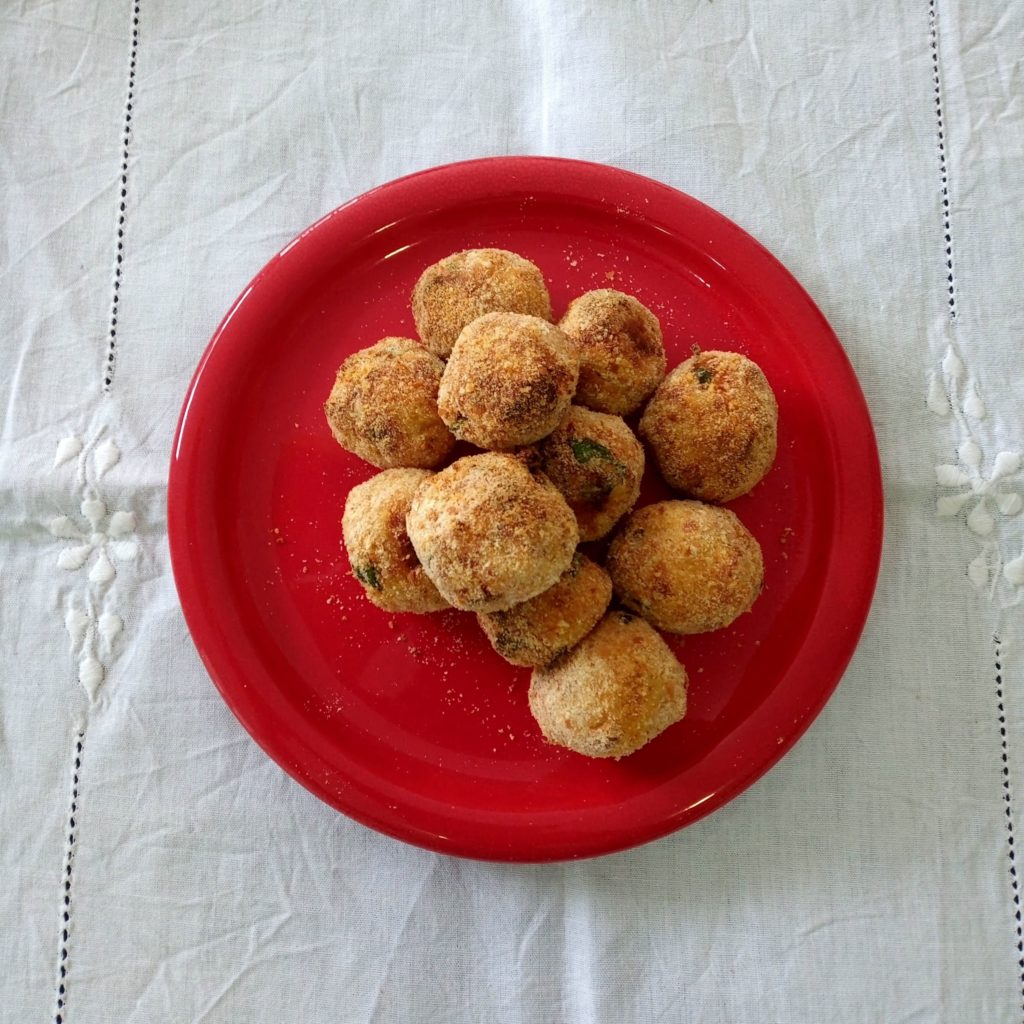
[169,157,882,862]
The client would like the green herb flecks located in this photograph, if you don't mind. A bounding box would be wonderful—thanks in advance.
[570,437,620,468]
[694,365,714,385]
[354,563,383,590]
[569,437,628,501]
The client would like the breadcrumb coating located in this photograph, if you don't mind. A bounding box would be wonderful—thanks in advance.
[438,313,578,450]
[412,248,552,359]
[529,611,687,759]
[324,337,453,469]
[535,406,644,541]
[406,453,578,612]
[607,500,763,634]
[639,349,777,503]
[342,469,449,613]
[477,552,612,667]
[559,289,665,415]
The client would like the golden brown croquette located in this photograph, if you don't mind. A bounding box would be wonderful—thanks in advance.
[412,249,553,359]
[639,349,777,503]
[535,406,644,541]
[437,313,579,450]
[342,469,449,613]
[477,552,612,667]
[324,337,454,469]
[558,289,665,415]
[406,453,578,612]
[607,500,763,634]
[529,611,687,759]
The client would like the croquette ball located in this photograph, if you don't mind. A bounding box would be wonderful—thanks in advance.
[607,500,763,634]
[437,313,579,450]
[558,289,666,415]
[535,406,644,541]
[342,469,449,613]
[639,349,777,503]
[529,611,687,759]
[477,552,612,667]
[324,337,454,469]
[412,248,553,359]
[406,453,578,612]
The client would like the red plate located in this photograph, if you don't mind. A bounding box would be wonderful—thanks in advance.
[169,157,882,861]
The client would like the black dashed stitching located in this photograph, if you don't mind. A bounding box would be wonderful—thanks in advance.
[54,731,84,1022]
[994,636,1024,1015]
[104,0,142,392]
[928,0,957,319]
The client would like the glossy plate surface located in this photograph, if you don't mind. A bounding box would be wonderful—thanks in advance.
[169,157,883,862]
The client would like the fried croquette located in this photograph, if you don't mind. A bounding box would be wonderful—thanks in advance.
[412,248,553,359]
[324,337,454,469]
[558,289,665,415]
[529,611,687,759]
[477,552,612,667]
[535,406,644,541]
[639,349,777,503]
[406,453,578,612]
[342,469,449,613]
[437,313,579,450]
[607,500,763,634]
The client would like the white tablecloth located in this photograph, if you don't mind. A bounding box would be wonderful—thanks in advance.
[3,2,1023,1021]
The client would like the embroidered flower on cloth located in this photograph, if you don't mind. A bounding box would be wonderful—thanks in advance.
[49,433,139,699]
[64,600,124,700]
[930,346,1023,600]
[50,499,138,584]
[935,443,1022,536]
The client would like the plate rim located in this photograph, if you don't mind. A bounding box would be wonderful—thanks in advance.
[168,155,884,862]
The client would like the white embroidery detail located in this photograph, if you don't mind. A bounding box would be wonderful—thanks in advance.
[934,441,1020,538]
[64,598,122,701]
[49,495,138,583]
[54,436,83,468]
[50,433,138,699]
[927,374,949,416]
[931,346,1022,601]
[967,548,994,590]
[942,348,964,381]
[1006,553,1024,586]
[94,438,121,477]
[963,383,986,420]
